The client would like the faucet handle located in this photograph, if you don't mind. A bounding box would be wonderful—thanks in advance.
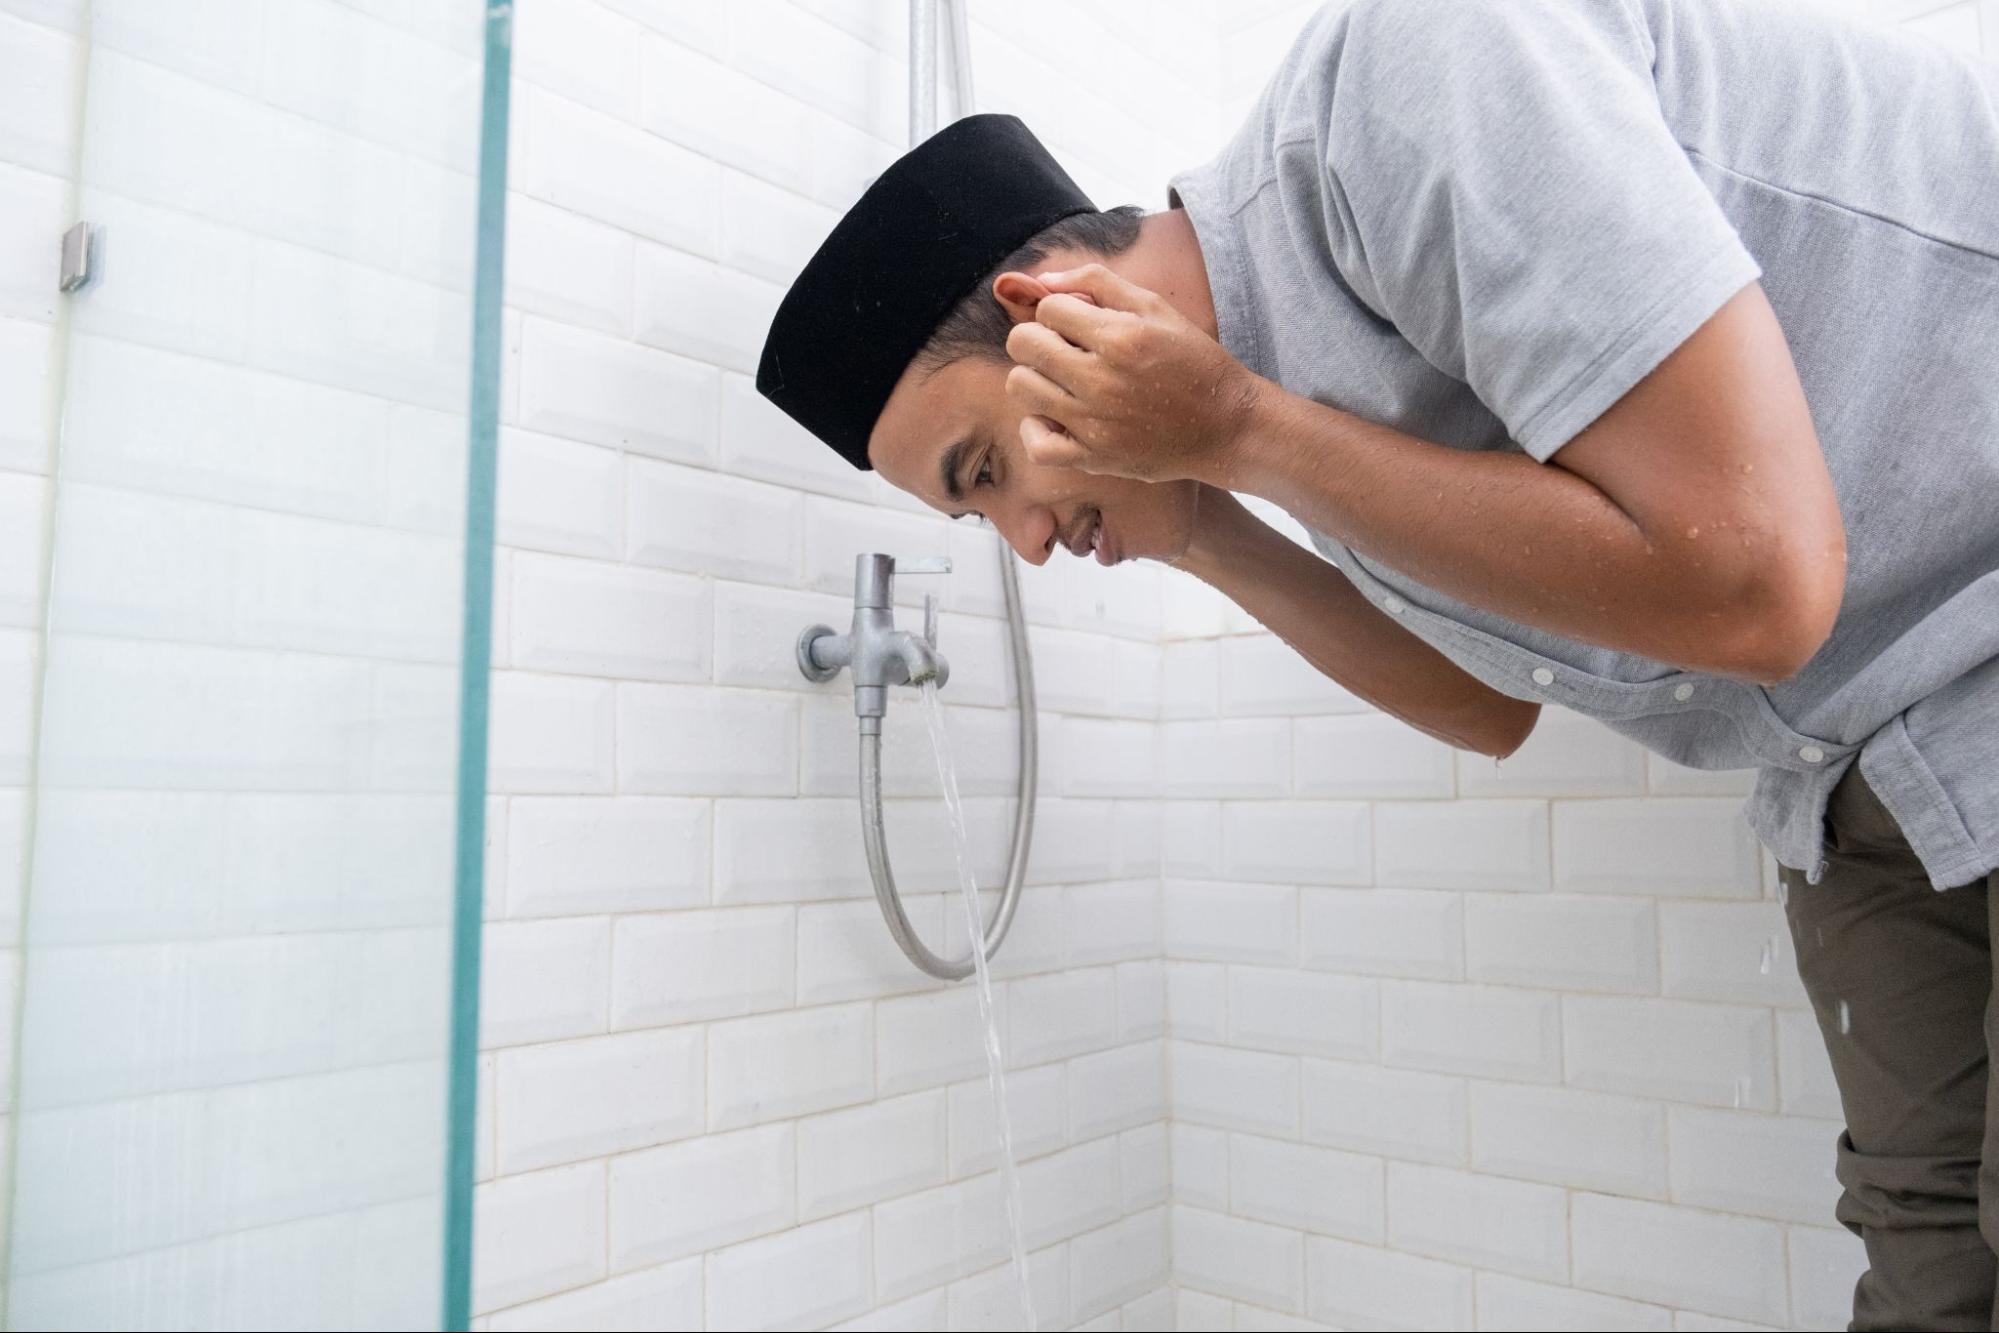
[923,593,940,650]
[896,555,953,576]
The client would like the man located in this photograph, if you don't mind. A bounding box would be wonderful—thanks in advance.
[757,0,1999,1324]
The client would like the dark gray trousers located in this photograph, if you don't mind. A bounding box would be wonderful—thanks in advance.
[1784,767,1999,1332]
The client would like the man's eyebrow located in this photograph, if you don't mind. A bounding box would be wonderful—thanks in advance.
[939,436,973,505]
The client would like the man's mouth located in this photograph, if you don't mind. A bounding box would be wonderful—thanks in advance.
[1074,510,1117,566]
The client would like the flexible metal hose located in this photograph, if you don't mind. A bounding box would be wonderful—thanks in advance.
[862,0,1036,981]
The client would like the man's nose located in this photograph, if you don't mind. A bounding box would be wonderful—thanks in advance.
[989,504,1057,566]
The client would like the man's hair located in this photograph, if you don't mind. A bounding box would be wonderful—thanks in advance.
[911,205,1145,373]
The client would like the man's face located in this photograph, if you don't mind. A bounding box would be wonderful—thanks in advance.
[869,353,1201,567]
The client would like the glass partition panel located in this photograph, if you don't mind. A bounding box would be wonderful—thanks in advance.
[4,2,505,1328]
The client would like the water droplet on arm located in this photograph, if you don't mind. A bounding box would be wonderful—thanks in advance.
[1838,999,1852,1035]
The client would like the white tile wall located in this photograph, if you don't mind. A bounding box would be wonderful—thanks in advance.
[4,0,1964,1327]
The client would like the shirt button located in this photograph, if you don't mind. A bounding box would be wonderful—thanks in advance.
[1531,667,1554,687]
[1799,745,1825,764]
[1383,595,1406,615]
[1673,683,1695,702]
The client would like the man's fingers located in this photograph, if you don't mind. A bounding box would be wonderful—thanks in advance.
[1005,321,1091,392]
[1005,363,1079,421]
[1019,414,1087,468]
[1033,292,1124,350]
[1037,262,1163,316]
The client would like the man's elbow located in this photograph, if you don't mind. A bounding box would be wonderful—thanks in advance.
[1704,546,1846,684]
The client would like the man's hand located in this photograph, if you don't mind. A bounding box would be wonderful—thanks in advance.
[1004,264,1263,485]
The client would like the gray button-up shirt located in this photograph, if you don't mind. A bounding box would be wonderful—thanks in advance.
[1171,0,1999,886]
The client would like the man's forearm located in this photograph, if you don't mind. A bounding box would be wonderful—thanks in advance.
[1202,384,1793,679]
[1173,494,1539,757]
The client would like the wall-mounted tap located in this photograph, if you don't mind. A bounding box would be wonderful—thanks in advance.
[797,554,952,732]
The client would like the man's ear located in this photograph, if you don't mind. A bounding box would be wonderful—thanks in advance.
[992,270,1052,325]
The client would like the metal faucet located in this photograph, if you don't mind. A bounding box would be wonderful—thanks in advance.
[797,554,952,733]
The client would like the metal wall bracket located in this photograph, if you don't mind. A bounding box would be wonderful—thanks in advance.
[58,221,94,294]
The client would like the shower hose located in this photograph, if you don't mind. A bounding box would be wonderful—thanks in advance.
[864,0,1038,981]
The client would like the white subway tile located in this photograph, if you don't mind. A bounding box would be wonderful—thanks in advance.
[1570,1194,1788,1325]
[872,1173,1007,1302]
[707,1001,872,1129]
[503,193,636,336]
[1009,968,1118,1066]
[1173,1289,1234,1331]
[1464,894,1660,994]
[518,86,716,251]
[797,1089,948,1220]
[1053,716,1160,798]
[878,986,992,1096]
[1167,961,1228,1043]
[1305,1234,1473,1331]
[480,916,609,1048]
[713,798,869,904]
[1161,640,1219,718]
[1171,1124,1230,1210]
[1160,801,1223,878]
[1300,888,1462,980]
[1375,801,1551,892]
[0,162,65,325]
[1117,801,1164,877]
[1667,1106,1841,1224]
[706,1210,872,1330]
[1063,880,1159,967]
[1788,1226,1868,1333]
[1457,708,1647,797]
[618,685,798,795]
[946,1240,1069,1331]
[1293,713,1456,799]
[1554,799,1763,898]
[1171,1206,1304,1312]
[472,1162,606,1314]
[725,0,884,131]
[514,0,640,115]
[0,471,46,627]
[1221,634,1366,716]
[1122,1123,1169,1210]
[1117,959,1167,1041]
[1474,1273,1672,1332]
[519,316,717,465]
[1073,1209,1170,1323]
[487,1258,702,1332]
[1564,996,1776,1109]
[1228,966,1377,1061]
[1222,801,1371,885]
[1386,1161,1568,1280]
[1163,880,1297,965]
[0,316,53,472]
[1066,1041,1165,1140]
[1659,900,1807,1006]
[1231,1134,1384,1242]
[1172,1042,1298,1136]
[0,12,82,174]
[1019,1138,1124,1249]
[796,895,943,1004]
[718,372,876,503]
[1470,1082,1666,1197]
[495,1028,704,1173]
[508,796,708,918]
[498,428,623,558]
[949,1063,1068,1178]
[634,240,781,375]
[719,168,837,285]
[638,35,812,188]
[714,582,852,694]
[69,192,252,363]
[487,671,615,793]
[511,553,709,681]
[608,1122,793,1272]
[1159,719,1290,798]
[611,907,794,1027]
[1025,798,1122,886]
[1647,754,1757,796]
[1382,980,1561,1082]
[629,457,803,584]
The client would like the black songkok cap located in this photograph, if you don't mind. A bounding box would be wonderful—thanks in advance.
[755,114,1096,471]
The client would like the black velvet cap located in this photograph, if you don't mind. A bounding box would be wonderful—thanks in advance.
[756,114,1097,470]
